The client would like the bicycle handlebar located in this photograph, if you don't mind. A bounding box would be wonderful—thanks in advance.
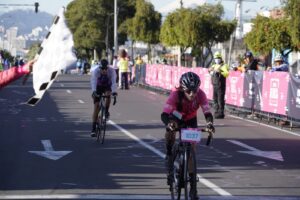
[94,93,117,105]
[168,110,214,146]
[200,128,214,146]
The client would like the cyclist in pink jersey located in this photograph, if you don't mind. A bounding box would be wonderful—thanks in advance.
[161,72,215,199]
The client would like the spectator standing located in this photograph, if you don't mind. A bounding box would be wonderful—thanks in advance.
[232,55,245,73]
[243,51,259,71]
[267,55,289,72]
[208,52,229,119]
[117,49,129,90]
[128,56,134,85]
[134,55,143,85]
[112,55,119,84]
[76,59,82,74]
[4,59,10,70]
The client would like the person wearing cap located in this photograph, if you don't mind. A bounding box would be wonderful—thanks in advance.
[267,55,289,72]
[244,51,259,71]
[208,51,229,119]
[90,58,117,137]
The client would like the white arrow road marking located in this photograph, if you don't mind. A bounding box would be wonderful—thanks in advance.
[29,140,72,161]
[66,89,72,94]
[227,140,284,161]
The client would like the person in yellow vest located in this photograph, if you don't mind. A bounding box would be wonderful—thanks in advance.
[134,54,143,85]
[117,49,129,89]
[208,51,229,119]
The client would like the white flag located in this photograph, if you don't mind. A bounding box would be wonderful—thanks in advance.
[27,8,77,106]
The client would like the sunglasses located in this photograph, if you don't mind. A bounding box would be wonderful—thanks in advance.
[184,89,197,95]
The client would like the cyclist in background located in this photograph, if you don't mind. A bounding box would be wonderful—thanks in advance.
[90,59,117,137]
[161,72,215,199]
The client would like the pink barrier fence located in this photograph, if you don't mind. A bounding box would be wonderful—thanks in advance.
[144,64,299,119]
[261,71,289,115]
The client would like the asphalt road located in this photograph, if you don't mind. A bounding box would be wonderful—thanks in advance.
[0,74,300,200]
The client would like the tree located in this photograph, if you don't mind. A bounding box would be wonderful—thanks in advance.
[65,0,136,60]
[123,0,161,61]
[65,0,106,59]
[192,4,236,67]
[244,15,293,57]
[283,0,300,49]
[26,42,41,60]
[160,8,197,53]
[160,3,235,67]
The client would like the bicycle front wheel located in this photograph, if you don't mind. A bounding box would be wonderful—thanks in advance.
[100,112,107,144]
[184,147,197,200]
[96,121,102,143]
[170,144,183,200]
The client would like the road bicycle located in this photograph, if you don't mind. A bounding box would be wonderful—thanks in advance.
[95,93,117,144]
[168,112,214,200]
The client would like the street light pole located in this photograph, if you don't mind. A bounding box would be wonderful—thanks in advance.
[114,0,118,56]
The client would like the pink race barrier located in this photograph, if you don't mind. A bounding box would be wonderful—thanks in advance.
[145,64,297,119]
[261,71,289,115]
[225,71,245,107]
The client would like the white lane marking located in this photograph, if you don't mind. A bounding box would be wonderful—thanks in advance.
[228,114,300,137]
[0,194,171,199]
[108,120,232,196]
[78,100,84,104]
[66,90,72,94]
[227,140,284,162]
[29,140,72,160]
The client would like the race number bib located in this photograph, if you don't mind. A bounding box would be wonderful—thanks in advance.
[181,128,201,143]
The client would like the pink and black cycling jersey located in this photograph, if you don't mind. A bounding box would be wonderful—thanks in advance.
[163,88,211,121]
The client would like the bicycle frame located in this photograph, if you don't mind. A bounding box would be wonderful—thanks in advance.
[170,129,197,200]
[96,94,110,144]
[170,127,212,200]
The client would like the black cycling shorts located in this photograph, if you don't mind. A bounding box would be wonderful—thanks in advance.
[94,86,111,103]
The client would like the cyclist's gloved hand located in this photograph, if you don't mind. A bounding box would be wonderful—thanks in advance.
[167,120,178,132]
[206,122,215,133]
[92,91,98,98]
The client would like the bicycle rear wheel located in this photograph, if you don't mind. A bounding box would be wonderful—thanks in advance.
[170,144,183,200]
[184,147,197,200]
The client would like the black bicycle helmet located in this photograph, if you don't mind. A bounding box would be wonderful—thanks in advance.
[179,72,201,92]
[100,59,109,69]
